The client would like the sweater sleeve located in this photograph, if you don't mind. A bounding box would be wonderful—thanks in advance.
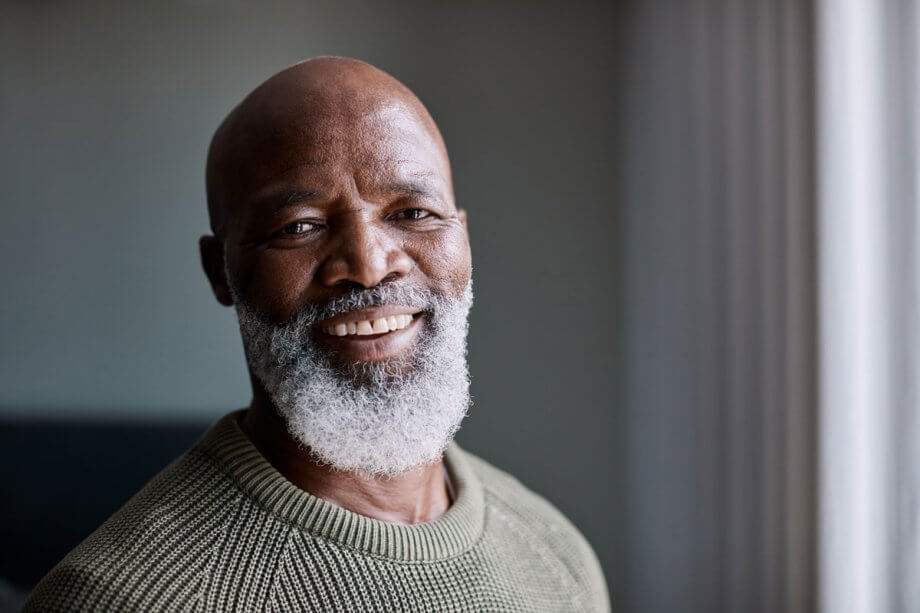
[24,562,128,612]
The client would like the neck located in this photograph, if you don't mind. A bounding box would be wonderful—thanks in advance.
[240,392,451,525]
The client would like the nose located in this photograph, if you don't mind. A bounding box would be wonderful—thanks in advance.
[316,213,413,288]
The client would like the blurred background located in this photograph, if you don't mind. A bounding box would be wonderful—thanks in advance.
[1,1,918,612]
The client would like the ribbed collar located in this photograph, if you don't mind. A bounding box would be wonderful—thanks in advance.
[196,411,485,563]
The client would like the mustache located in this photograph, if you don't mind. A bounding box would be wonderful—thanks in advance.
[293,282,439,325]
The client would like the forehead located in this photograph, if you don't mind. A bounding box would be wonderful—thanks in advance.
[230,99,451,211]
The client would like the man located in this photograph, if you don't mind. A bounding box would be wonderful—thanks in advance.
[26,57,609,612]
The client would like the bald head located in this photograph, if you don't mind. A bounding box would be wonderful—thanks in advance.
[206,57,452,238]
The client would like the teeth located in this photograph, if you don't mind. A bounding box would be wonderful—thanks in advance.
[323,313,415,336]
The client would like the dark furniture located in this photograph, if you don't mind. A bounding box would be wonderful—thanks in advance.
[0,418,208,590]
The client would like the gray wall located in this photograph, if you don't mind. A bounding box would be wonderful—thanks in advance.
[0,0,620,600]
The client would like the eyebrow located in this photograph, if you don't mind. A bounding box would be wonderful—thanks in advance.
[252,178,444,211]
[247,189,325,211]
[283,189,325,205]
[382,179,441,199]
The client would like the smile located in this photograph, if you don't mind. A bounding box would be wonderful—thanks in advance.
[322,313,416,336]
[314,306,424,362]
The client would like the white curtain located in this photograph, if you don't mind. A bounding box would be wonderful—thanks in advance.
[818,0,920,612]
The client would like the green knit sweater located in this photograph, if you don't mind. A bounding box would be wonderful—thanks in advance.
[26,412,609,612]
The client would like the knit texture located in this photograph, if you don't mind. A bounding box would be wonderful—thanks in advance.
[26,412,610,612]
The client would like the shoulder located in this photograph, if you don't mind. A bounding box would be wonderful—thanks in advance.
[456,447,611,612]
[25,447,239,612]
[458,446,591,541]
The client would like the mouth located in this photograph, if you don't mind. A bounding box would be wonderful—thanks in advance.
[313,306,425,361]
[320,311,418,337]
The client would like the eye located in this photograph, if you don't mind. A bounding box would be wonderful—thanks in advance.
[393,208,433,221]
[279,220,318,236]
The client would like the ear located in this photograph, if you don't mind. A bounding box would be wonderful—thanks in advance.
[199,235,234,306]
[457,208,468,230]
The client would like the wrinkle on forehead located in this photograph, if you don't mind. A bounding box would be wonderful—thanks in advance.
[206,57,452,237]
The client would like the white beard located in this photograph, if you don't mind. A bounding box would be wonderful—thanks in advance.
[231,280,473,477]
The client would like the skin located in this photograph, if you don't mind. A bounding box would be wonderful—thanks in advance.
[199,57,472,524]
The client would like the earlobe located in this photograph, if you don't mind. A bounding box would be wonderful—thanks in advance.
[199,235,234,307]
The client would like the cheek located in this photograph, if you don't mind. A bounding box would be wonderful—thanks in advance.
[239,249,320,320]
[409,226,472,295]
